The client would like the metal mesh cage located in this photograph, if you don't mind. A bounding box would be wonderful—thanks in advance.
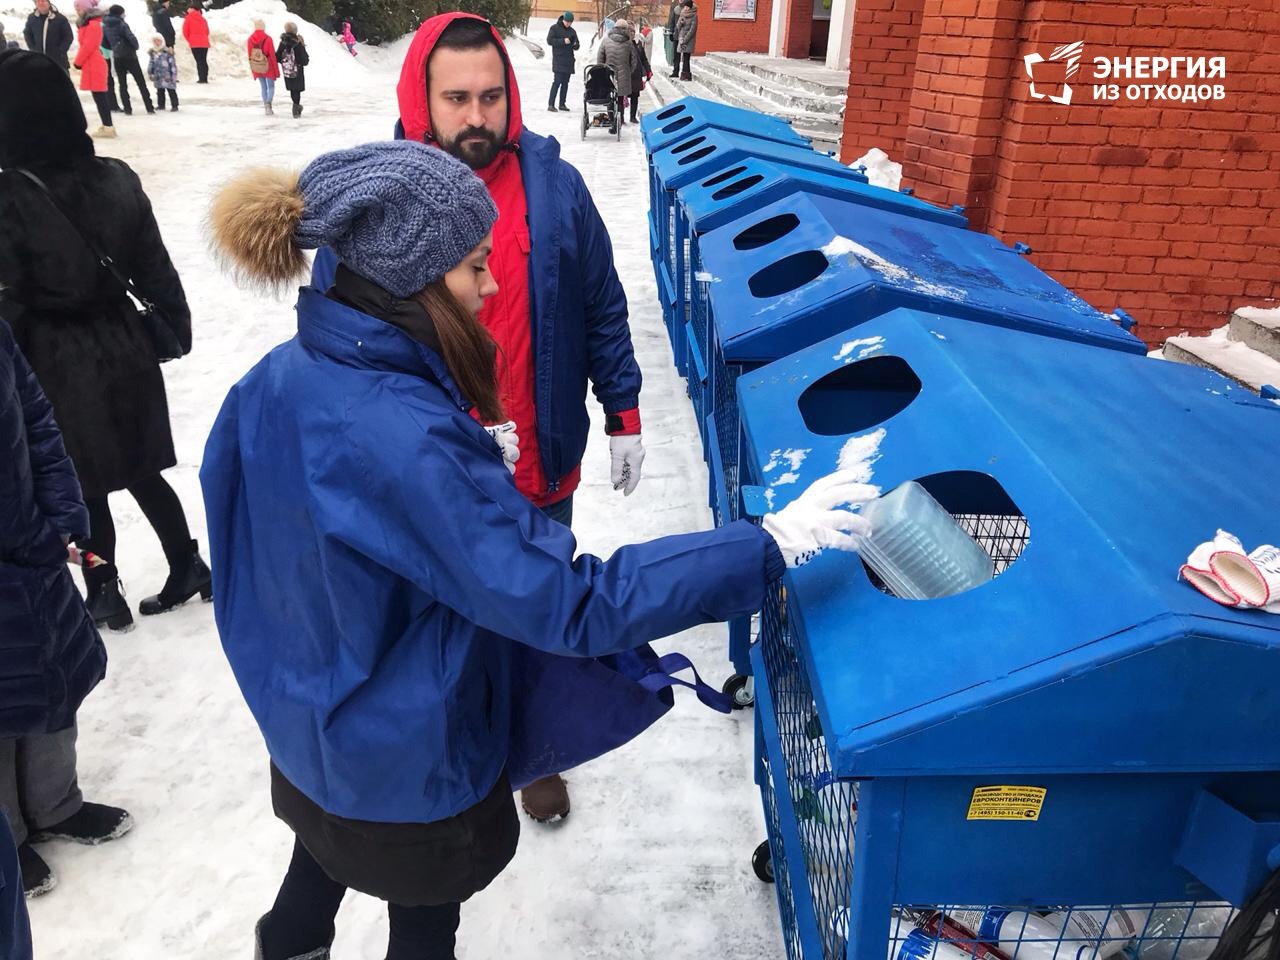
[711,348,741,521]
[760,749,807,960]
[757,512,1234,960]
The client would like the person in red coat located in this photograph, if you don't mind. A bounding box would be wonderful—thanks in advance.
[71,0,113,137]
[247,18,277,114]
[182,0,209,83]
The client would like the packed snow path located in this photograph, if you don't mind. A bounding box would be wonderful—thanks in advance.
[22,5,784,958]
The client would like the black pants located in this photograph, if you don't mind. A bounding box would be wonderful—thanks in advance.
[549,69,570,108]
[290,88,301,105]
[156,87,178,109]
[79,473,192,570]
[259,839,462,960]
[678,51,692,79]
[106,65,121,110]
[192,46,208,82]
[114,56,153,112]
[91,91,113,127]
[629,94,639,122]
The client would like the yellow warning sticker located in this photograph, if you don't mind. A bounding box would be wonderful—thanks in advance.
[966,785,1046,822]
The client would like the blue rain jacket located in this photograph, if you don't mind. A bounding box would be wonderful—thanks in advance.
[313,126,642,495]
[0,320,105,737]
[200,286,779,824]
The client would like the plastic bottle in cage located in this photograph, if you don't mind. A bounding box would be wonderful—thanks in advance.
[1135,905,1231,960]
[794,770,838,822]
[918,911,1012,960]
[944,908,1151,960]
[888,926,982,960]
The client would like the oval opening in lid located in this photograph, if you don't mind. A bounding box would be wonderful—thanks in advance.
[748,250,828,298]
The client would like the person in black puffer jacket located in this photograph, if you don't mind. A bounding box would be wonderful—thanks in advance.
[545,11,578,111]
[23,0,73,70]
[101,3,153,113]
[629,27,651,124]
[150,0,175,48]
[0,50,208,635]
[0,316,132,899]
[277,21,309,118]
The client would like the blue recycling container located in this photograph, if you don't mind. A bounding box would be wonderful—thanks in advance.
[643,98,811,266]
[696,188,1143,538]
[676,158,967,441]
[650,132,868,375]
[737,307,1280,960]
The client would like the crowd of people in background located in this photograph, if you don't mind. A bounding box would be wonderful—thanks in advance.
[3,0,355,132]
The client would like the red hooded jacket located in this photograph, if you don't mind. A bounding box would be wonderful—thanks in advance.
[396,13,640,507]
[247,29,278,79]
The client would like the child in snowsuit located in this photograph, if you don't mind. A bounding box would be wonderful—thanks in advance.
[340,20,355,55]
[146,34,176,110]
[204,139,873,960]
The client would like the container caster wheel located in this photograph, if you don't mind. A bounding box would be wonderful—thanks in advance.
[722,674,754,709]
[752,840,774,883]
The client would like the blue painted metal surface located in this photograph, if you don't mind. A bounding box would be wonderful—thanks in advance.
[743,313,1280,960]
[640,96,811,155]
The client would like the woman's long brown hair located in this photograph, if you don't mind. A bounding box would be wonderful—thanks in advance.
[414,283,505,424]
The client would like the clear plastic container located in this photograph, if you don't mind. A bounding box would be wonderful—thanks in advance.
[859,482,996,599]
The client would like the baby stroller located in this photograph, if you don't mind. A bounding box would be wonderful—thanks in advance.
[581,63,621,140]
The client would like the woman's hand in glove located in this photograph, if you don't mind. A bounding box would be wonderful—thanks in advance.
[761,470,879,568]
[483,421,520,476]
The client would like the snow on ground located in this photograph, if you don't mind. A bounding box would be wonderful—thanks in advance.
[23,9,783,959]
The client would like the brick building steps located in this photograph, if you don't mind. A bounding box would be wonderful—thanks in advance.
[700,52,850,108]
[648,55,845,155]
[1162,309,1280,394]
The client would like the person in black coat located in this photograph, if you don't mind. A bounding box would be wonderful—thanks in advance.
[0,50,209,635]
[0,317,132,898]
[629,28,651,124]
[545,11,578,111]
[23,0,73,70]
[277,21,308,118]
[102,3,153,113]
[150,0,175,48]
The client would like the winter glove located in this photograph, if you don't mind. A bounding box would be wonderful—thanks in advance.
[483,420,520,476]
[761,470,879,568]
[609,434,645,496]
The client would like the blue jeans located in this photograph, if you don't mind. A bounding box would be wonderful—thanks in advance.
[540,495,573,527]
[258,76,275,102]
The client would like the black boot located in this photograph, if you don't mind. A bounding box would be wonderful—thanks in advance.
[139,539,212,616]
[84,562,134,632]
[30,802,134,845]
[18,844,55,899]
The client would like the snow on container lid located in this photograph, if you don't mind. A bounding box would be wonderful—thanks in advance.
[651,129,867,199]
[678,156,968,235]
[701,190,1144,361]
[737,308,1280,779]
[640,96,810,154]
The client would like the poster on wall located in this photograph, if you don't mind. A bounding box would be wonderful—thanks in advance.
[714,0,756,20]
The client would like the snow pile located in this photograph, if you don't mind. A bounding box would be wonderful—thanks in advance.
[1165,325,1280,392]
[850,146,902,192]
[197,0,364,89]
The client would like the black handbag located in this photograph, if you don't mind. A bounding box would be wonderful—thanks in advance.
[12,168,188,362]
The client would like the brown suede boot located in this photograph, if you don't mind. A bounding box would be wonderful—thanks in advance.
[520,774,570,823]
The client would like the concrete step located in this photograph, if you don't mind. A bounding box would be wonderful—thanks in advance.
[1163,324,1280,393]
[699,52,848,114]
[664,62,844,154]
[1229,307,1280,364]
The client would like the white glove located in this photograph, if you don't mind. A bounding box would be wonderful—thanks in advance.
[484,421,520,475]
[610,433,645,496]
[761,470,879,568]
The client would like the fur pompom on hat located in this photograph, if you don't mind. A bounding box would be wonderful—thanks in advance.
[211,141,497,297]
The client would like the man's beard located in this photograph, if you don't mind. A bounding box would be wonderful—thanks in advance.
[437,125,505,170]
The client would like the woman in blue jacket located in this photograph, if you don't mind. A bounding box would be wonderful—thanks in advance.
[204,140,874,960]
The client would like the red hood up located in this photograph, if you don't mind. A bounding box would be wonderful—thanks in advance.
[396,13,524,158]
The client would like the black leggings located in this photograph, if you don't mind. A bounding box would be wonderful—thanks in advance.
[156,87,178,109]
[290,88,301,105]
[260,839,462,960]
[79,473,192,568]
[91,91,112,127]
[192,46,208,82]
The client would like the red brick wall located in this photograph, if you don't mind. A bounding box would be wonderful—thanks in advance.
[783,0,814,58]
[838,0,927,163]
[696,0,774,55]
[840,0,1280,345]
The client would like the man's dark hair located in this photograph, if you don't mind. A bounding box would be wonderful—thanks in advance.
[435,17,500,53]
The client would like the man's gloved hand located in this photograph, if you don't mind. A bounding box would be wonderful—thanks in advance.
[609,434,645,496]
[484,421,520,476]
[761,470,879,568]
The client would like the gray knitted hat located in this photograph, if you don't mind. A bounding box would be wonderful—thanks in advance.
[294,140,497,298]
